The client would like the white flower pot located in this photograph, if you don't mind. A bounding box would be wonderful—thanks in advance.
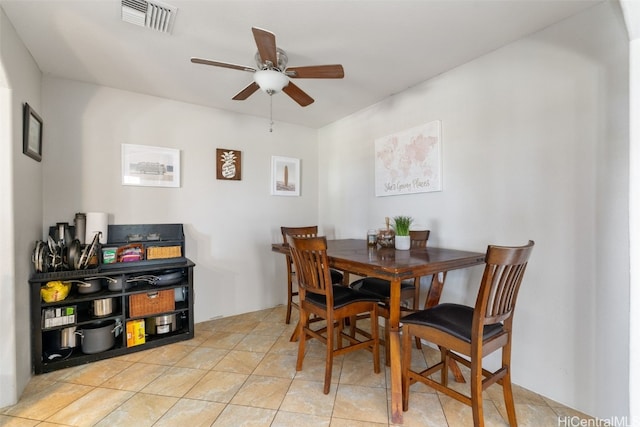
[395,235,410,250]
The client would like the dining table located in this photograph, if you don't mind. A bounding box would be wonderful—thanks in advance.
[271,238,485,424]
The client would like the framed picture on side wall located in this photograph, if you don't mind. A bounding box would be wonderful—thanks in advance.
[271,156,300,196]
[23,103,43,162]
[122,144,181,188]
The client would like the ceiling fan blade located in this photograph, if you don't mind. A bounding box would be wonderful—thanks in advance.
[286,64,344,79]
[191,57,256,72]
[232,82,260,100]
[252,27,277,67]
[282,82,314,107]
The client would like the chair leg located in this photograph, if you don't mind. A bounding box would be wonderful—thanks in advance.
[440,347,449,386]
[470,353,485,427]
[324,316,335,394]
[296,310,308,371]
[401,324,413,411]
[286,276,294,325]
[502,344,517,426]
[370,307,380,374]
[413,280,422,349]
[384,317,391,366]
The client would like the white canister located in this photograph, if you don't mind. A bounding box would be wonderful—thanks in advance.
[85,212,109,244]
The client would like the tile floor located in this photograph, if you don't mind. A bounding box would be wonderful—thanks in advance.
[1,305,594,426]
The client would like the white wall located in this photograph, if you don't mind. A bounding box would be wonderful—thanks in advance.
[629,35,639,426]
[0,6,44,408]
[41,77,319,323]
[622,1,640,422]
[318,1,629,420]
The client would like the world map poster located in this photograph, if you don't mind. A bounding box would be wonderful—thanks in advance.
[374,120,442,197]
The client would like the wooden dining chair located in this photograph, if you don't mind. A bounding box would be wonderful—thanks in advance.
[401,240,534,427]
[281,226,343,324]
[350,229,430,362]
[288,235,381,394]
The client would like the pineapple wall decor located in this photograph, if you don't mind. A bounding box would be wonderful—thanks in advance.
[216,148,242,180]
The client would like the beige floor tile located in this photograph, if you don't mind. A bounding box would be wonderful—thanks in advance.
[233,333,278,352]
[331,418,387,427]
[93,392,177,427]
[181,329,213,346]
[0,415,39,426]
[44,387,134,426]
[58,358,132,386]
[230,375,292,409]
[332,384,389,424]
[439,394,508,427]
[141,366,208,397]
[250,321,288,337]
[211,404,276,427]
[153,398,225,427]
[267,335,300,355]
[2,382,92,420]
[222,320,262,334]
[279,379,337,418]
[112,345,156,362]
[142,343,194,365]
[213,349,265,374]
[252,353,298,379]
[173,346,229,369]
[272,411,331,427]
[294,354,342,384]
[200,331,246,349]
[184,370,248,403]
[392,391,448,427]
[339,359,386,388]
[6,376,57,402]
[100,362,168,391]
[261,306,290,324]
[511,403,566,427]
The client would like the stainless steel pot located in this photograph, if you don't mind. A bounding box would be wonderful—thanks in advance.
[145,313,181,335]
[78,320,122,354]
[91,297,115,317]
[60,326,79,348]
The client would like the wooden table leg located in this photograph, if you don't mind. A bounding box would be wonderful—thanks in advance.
[389,278,403,424]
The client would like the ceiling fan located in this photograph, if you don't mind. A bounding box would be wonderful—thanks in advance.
[191,27,344,107]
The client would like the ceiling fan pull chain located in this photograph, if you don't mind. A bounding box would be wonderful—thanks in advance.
[269,93,274,132]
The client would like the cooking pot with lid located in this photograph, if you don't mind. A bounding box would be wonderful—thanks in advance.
[74,278,103,294]
[105,276,131,292]
[78,319,122,354]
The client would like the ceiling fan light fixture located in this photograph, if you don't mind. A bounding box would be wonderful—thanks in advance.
[254,69,289,94]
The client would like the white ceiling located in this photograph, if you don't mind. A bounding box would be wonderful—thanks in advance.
[1,0,602,129]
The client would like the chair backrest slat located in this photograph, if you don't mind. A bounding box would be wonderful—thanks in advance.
[288,235,333,301]
[409,230,430,249]
[281,226,319,243]
[476,240,534,326]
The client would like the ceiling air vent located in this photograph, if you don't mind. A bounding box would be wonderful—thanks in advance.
[122,0,177,34]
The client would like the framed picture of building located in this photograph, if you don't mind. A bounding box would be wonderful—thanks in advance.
[122,144,180,188]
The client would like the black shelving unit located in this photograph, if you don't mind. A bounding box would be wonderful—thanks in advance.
[29,224,195,374]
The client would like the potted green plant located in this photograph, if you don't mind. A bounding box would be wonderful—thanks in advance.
[393,216,413,250]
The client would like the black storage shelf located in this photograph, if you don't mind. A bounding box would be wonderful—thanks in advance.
[30,223,195,375]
